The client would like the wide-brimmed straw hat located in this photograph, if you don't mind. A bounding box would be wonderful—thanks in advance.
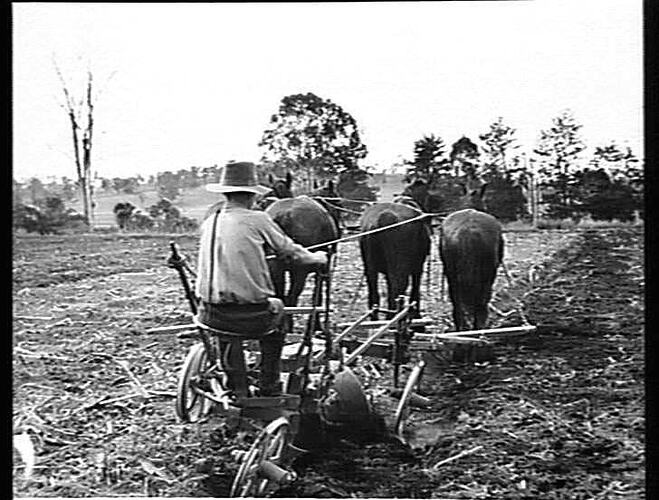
[205,161,271,195]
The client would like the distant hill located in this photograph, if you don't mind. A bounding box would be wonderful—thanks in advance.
[78,174,408,227]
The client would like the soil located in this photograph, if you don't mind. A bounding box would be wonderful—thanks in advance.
[13,227,644,498]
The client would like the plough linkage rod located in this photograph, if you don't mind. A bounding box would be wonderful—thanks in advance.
[344,302,416,366]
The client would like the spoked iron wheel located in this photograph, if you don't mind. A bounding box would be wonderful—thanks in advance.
[175,342,216,422]
[230,416,296,497]
[393,360,426,440]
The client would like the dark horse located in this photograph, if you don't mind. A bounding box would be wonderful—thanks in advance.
[402,177,486,214]
[256,172,294,210]
[308,179,343,229]
[440,208,503,331]
[359,201,431,320]
[265,192,340,331]
[360,181,487,321]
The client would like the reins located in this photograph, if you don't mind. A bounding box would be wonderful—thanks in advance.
[266,212,439,259]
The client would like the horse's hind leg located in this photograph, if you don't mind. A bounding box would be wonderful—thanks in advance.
[410,271,422,317]
[269,261,286,299]
[474,302,489,330]
[309,273,324,332]
[446,278,467,331]
[285,268,310,332]
[365,268,380,320]
[410,271,425,332]
[386,274,409,318]
[474,279,495,330]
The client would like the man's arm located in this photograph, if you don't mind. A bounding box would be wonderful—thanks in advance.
[258,214,327,267]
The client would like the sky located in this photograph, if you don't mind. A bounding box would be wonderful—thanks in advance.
[13,1,643,182]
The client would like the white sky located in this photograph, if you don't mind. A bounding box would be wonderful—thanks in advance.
[13,1,643,181]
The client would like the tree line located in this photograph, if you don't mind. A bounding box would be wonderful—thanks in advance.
[402,111,643,223]
[15,80,644,233]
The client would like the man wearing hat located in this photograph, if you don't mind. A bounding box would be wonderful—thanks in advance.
[196,161,328,396]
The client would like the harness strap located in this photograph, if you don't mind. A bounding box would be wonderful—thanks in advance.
[207,210,221,302]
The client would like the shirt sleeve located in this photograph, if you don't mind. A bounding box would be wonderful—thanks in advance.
[257,213,321,265]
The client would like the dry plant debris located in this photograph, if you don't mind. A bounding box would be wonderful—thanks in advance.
[13,227,644,497]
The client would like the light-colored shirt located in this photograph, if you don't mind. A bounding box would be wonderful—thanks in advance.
[195,201,318,304]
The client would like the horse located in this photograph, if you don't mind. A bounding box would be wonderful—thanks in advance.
[440,208,503,331]
[265,194,340,331]
[256,172,294,211]
[391,194,423,211]
[359,181,488,322]
[359,201,431,321]
[308,179,343,231]
[402,177,486,214]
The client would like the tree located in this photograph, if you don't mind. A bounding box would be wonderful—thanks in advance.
[156,171,180,200]
[622,147,644,217]
[588,143,643,219]
[111,177,139,194]
[259,92,368,189]
[27,177,48,204]
[54,57,114,226]
[479,117,520,177]
[449,136,480,177]
[533,109,586,218]
[201,165,220,183]
[60,176,77,201]
[13,179,23,207]
[100,177,113,192]
[590,142,625,179]
[405,134,450,182]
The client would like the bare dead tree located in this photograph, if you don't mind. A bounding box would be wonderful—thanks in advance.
[53,57,114,227]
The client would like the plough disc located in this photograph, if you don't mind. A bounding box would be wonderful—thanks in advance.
[320,367,372,426]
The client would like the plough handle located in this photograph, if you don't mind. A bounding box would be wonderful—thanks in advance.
[168,241,198,315]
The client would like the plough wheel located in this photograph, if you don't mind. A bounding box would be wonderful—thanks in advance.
[393,360,426,440]
[230,416,296,497]
[175,342,214,422]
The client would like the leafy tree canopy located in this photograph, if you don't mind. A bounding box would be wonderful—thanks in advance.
[259,92,368,179]
[405,134,450,182]
[534,109,586,181]
[449,136,480,177]
[590,141,642,185]
[479,117,520,176]
[532,109,587,217]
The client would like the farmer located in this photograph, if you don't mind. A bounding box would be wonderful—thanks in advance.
[196,161,328,396]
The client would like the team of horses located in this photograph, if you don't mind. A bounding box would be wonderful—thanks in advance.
[219,172,503,334]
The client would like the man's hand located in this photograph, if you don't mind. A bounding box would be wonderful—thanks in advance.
[311,251,329,270]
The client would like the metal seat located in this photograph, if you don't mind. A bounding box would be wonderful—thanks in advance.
[192,315,278,340]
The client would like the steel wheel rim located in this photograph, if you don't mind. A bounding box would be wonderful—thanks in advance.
[175,343,213,422]
[230,417,291,497]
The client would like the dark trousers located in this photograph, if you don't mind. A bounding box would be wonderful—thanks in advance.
[198,299,286,394]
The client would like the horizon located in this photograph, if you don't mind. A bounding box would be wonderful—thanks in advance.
[13,1,643,183]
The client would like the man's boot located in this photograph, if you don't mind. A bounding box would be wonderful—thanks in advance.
[220,340,249,398]
[259,334,284,396]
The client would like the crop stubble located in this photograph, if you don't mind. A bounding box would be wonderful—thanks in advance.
[12,227,644,498]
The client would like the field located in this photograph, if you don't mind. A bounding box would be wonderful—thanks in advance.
[12,225,644,497]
